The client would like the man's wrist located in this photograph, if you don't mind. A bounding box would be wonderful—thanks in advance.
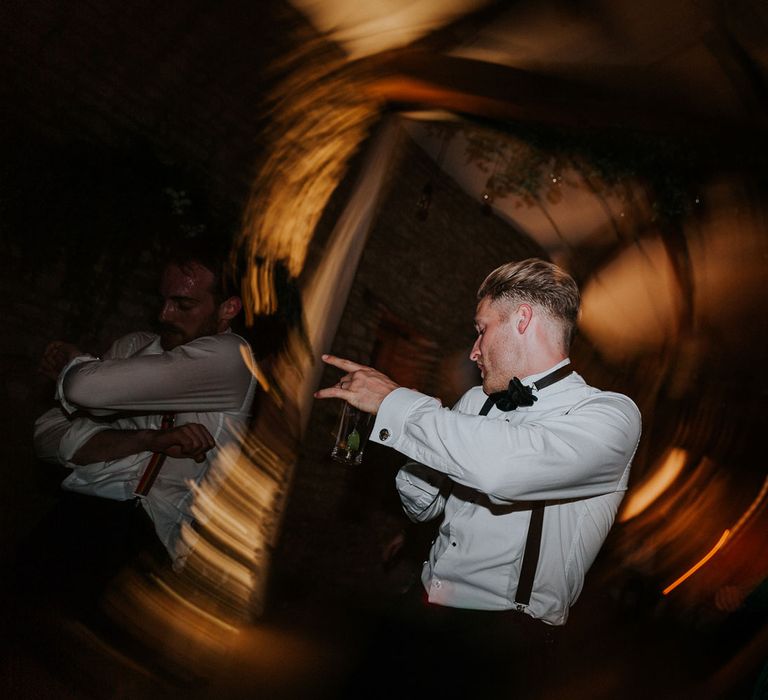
[139,429,162,453]
[372,388,438,447]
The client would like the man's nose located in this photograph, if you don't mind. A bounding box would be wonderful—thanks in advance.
[158,300,174,322]
[469,338,481,362]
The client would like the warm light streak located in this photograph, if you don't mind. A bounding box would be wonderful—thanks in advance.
[662,529,730,596]
[727,475,768,540]
[288,0,489,58]
[234,45,380,319]
[178,525,255,605]
[178,439,281,615]
[239,344,272,394]
[580,236,683,359]
[189,447,277,547]
[189,490,262,553]
[149,574,241,634]
[619,447,688,522]
[106,565,243,672]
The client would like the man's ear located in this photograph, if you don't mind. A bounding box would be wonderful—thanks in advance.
[516,303,533,334]
[218,296,243,324]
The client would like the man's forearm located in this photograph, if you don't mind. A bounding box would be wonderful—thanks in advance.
[71,429,155,466]
[70,423,216,466]
[58,334,251,416]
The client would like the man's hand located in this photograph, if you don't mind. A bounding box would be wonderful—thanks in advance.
[313,354,399,414]
[148,423,216,463]
[39,341,83,381]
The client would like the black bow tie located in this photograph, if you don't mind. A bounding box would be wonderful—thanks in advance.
[490,377,536,411]
[486,364,574,412]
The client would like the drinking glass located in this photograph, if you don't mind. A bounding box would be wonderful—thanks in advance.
[330,402,373,466]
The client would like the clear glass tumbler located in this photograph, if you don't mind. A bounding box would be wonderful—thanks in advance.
[330,402,374,466]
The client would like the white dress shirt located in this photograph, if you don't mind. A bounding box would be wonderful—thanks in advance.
[370,360,641,625]
[33,330,257,560]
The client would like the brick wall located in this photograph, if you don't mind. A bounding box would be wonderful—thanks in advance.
[273,134,544,608]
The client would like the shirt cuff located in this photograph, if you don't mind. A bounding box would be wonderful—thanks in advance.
[371,387,441,448]
[55,355,99,415]
[396,463,446,515]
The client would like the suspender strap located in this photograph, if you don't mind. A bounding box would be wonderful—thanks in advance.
[134,413,175,497]
[479,395,495,417]
[514,501,545,606]
[478,392,546,608]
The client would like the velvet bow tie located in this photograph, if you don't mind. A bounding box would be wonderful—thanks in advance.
[489,378,536,411]
[488,364,574,412]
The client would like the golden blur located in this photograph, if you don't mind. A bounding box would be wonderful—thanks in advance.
[112,124,768,700]
[619,447,688,523]
[80,3,768,696]
[233,42,380,320]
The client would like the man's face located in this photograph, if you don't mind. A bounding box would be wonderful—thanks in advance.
[470,296,521,394]
[158,262,222,350]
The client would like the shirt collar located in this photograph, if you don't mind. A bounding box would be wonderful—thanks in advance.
[522,358,571,392]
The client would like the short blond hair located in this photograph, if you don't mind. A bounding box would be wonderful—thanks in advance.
[477,258,580,349]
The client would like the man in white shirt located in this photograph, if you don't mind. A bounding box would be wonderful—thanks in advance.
[316,258,641,694]
[32,243,257,573]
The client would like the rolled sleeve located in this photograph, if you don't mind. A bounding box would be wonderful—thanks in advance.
[57,334,253,416]
[33,407,72,463]
[57,416,115,468]
[56,355,100,415]
[396,461,449,522]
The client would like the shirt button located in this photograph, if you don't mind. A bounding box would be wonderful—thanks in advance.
[451,542,457,547]
[379,428,390,441]
[434,580,442,589]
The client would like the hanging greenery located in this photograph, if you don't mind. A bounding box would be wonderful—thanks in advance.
[428,119,705,228]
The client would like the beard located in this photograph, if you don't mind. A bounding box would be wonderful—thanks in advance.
[158,315,219,350]
[159,324,186,350]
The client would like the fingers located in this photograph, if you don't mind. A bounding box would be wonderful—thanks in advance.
[314,368,359,399]
[39,343,68,380]
[43,340,65,354]
[314,386,353,401]
[161,423,216,460]
[41,342,63,367]
[315,354,400,414]
[381,532,405,564]
[314,355,367,400]
[321,354,368,373]
[180,424,215,457]
[39,341,83,380]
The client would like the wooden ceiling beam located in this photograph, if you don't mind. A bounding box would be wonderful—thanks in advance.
[362,49,768,158]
